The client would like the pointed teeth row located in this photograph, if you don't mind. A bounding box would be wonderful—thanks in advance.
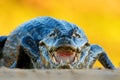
[74,56,78,63]
[60,60,63,64]
[59,59,70,64]
[52,56,58,64]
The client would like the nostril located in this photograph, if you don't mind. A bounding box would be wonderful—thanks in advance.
[64,40,69,43]
[61,35,66,38]
[59,39,71,44]
[61,34,71,39]
[54,37,72,46]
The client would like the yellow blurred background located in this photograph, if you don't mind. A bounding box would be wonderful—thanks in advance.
[0,0,120,68]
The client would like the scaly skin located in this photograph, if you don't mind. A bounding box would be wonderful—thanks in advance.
[0,16,115,69]
[0,36,7,59]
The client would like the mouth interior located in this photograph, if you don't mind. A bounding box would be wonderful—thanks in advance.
[54,46,76,64]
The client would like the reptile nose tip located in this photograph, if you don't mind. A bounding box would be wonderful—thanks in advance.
[55,38,72,46]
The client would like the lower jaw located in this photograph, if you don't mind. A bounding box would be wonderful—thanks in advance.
[50,58,79,69]
[57,64,72,69]
[50,53,80,68]
[52,59,76,68]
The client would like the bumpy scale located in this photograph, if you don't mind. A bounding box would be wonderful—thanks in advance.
[0,16,115,69]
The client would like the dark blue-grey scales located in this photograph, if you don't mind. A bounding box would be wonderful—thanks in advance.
[0,16,115,69]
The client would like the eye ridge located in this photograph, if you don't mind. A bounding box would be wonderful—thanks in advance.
[49,32,57,37]
[72,33,81,38]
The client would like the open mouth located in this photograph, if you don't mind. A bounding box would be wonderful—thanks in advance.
[50,46,79,64]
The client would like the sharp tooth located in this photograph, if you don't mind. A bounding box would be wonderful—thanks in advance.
[74,57,78,62]
[52,57,57,64]
[60,60,63,64]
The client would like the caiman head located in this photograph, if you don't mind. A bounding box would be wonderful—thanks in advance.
[39,27,88,69]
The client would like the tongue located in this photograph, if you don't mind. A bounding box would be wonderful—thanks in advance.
[58,52,72,57]
[55,51,75,63]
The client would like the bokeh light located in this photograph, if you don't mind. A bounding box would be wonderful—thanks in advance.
[0,0,120,68]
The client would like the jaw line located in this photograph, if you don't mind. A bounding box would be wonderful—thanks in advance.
[48,46,81,68]
[39,42,81,68]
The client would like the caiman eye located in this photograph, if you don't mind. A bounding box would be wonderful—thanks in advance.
[49,32,57,37]
[72,33,81,38]
[49,28,59,37]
